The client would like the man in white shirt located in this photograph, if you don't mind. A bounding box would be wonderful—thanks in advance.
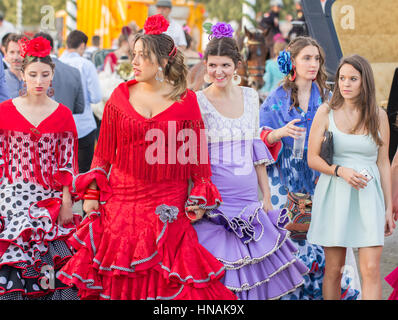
[0,12,17,45]
[60,30,102,174]
[155,0,187,49]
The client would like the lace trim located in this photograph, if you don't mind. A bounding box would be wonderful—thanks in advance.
[253,158,274,167]
[207,208,297,269]
[159,262,225,284]
[225,258,308,293]
[197,87,260,142]
[71,167,108,193]
[99,284,186,300]
[72,205,223,286]
[58,271,103,290]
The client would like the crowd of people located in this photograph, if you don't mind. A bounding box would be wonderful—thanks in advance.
[0,0,397,301]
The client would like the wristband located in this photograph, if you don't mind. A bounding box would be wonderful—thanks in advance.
[334,165,341,177]
[83,194,100,200]
[86,188,100,195]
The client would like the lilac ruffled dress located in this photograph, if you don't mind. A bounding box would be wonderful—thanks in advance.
[193,87,309,300]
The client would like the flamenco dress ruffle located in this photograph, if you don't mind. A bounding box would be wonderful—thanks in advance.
[58,168,236,300]
[0,159,81,300]
[193,139,308,300]
[385,267,398,300]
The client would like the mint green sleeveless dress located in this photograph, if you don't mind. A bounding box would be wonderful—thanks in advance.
[307,110,385,247]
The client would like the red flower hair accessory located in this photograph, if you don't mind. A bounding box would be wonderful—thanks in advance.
[18,36,52,59]
[144,14,170,35]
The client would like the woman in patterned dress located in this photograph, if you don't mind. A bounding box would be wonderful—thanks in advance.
[0,37,80,299]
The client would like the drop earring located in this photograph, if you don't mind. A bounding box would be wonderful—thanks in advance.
[155,66,164,82]
[47,80,54,97]
[231,72,241,86]
[19,81,27,97]
[203,73,212,84]
[289,65,297,82]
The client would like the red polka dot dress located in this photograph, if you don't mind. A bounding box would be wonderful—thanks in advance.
[0,100,80,299]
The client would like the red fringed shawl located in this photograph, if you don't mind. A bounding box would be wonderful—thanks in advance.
[94,80,211,181]
[0,100,78,190]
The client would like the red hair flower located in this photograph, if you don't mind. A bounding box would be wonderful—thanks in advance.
[144,14,169,35]
[18,36,51,58]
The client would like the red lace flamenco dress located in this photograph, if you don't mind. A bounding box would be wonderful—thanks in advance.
[0,101,81,300]
[58,80,237,300]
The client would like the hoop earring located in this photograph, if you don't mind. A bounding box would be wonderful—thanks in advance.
[19,81,27,97]
[289,65,296,82]
[231,72,241,86]
[155,66,164,82]
[203,73,212,84]
[47,81,54,97]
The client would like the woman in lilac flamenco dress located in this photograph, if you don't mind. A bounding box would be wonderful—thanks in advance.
[190,23,309,300]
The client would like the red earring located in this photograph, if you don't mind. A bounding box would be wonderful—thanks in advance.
[289,65,296,82]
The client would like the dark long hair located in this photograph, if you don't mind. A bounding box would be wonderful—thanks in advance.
[330,54,382,146]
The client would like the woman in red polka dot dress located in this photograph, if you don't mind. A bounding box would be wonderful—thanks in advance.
[0,37,80,299]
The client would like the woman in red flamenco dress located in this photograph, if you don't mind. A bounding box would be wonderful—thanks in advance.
[0,37,80,300]
[58,15,237,300]
[385,148,398,300]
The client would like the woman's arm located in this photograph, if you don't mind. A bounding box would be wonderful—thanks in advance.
[392,148,398,220]
[307,105,368,190]
[307,104,336,176]
[266,118,305,145]
[376,108,395,235]
[58,185,74,225]
[255,164,273,212]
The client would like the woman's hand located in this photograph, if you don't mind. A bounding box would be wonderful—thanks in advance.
[186,205,206,223]
[385,207,396,237]
[83,199,100,214]
[338,167,368,191]
[262,197,274,213]
[279,119,306,140]
[58,200,74,226]
[393,199,398,222]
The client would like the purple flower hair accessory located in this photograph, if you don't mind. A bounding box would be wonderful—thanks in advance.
[203,22,234,40]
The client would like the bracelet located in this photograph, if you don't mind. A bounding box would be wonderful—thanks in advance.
[86,188,100,195]
[83,194,100,200]
[334,165,341,177]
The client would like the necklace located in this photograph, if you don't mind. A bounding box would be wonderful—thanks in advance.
[341,108,358,133]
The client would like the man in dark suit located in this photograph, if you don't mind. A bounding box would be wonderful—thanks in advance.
[34,32,84,114]
[0,50,9,102]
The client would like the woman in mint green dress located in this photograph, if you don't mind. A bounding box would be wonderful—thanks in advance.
[307,54,395,300]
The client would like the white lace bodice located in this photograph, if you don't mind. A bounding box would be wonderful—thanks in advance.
[196,87,260,142]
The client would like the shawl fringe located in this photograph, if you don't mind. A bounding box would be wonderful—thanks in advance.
[95,102,211,181]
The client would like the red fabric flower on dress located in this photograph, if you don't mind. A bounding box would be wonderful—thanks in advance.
[18,36,51,58]
[144,14,170,35]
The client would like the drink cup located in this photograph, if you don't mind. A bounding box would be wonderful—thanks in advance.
[292,127,306,159]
